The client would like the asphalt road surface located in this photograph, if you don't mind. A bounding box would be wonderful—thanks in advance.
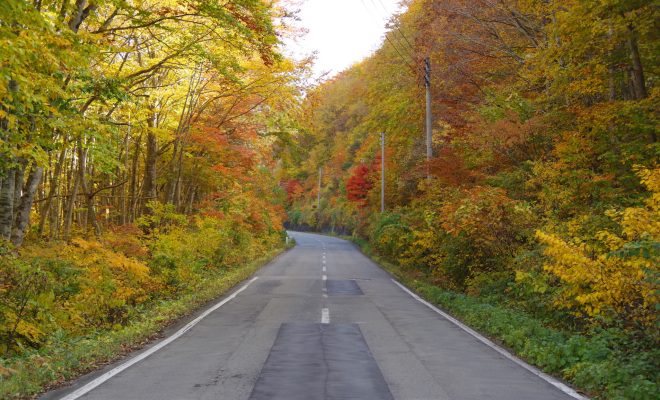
[43,231,583,400]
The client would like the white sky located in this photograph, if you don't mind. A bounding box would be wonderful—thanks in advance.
[283,0,405,79]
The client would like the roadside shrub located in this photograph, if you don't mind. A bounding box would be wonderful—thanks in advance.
[536,167,659,332]
[102,225,149,260]
[369,212,413,261]
[0,256,53,354]
[0,237,158,355]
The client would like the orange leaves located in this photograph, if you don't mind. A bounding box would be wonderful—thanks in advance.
[284,179,304,204]
[439,187,534,251]
[102,225,149,260]
[189,124,257,187]
[190,126,230,152]
[428,147,478,187]
[200,209,226,220]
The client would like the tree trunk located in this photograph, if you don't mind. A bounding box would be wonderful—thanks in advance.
[142,130,158,213]
[186,185,196,214]
[120,132,129,225]
[38,147,66,236]
[62,147,81,239]
[80,157,101,237]
[129,134,141,222]
[11,166,43,247]
[12,159,26,217]
[0,169,16,240]
[627,25,647,100]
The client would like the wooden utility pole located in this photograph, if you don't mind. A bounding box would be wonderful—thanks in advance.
[380,132,385,213]
[424,57,433,176]
[317,167,322,209]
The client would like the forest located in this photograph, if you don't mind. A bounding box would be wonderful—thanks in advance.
[284,0,658,399]
[0,0,658,399]
[0,0,304,397]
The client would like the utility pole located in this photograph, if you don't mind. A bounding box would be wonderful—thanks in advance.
[317,166,322,209]
[424,57,433,176]
[380,132,385,213]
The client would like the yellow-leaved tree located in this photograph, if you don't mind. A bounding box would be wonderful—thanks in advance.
[537,167,659,329]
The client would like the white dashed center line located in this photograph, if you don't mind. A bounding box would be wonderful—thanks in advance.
[321,246,329,323]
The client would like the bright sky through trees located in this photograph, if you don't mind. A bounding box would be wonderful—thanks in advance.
[284,0,404,78]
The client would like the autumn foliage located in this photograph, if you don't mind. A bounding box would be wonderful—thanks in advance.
[0,1,303,396]
[346,164,374,207]
[284,0,658,397]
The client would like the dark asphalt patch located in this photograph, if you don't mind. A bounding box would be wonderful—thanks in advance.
[248,322,393,400]
[326,280,363,296]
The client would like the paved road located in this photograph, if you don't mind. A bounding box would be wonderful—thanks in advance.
[44,232,581,400]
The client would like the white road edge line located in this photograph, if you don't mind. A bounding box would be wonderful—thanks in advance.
[391,279,588,400]
[321,308,330,324]
[59,277,260,400]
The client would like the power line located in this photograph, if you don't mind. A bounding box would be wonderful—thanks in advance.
[384,33,417,72]
[366,0,414,60]
[370,0,416,56]
[380,131,385,213]
[359,0,416,73]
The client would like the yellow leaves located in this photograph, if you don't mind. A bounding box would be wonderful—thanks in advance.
[440,187,534,249]
[638,166,660,193]
[536,167,660,326]
[71,237,94,251]
[70,238,150,280]
[596,230,624,252]
[22,238,159,330]
[15,319,45,344]
[0,308,46,345]
[536,231,593,277]
[620,167,660,239]
[621,207,659,239]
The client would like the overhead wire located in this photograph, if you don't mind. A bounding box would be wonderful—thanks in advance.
[358,0,417,73]
[368,0,416,59]
[372,0,416,55]
[370,0,427,87]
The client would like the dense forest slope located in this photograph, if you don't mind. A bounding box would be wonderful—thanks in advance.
[0,1,304,397]
[284,1,658,398]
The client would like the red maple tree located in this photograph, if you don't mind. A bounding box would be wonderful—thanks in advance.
[346,164,374,207]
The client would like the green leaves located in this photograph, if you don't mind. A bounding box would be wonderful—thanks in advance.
[479,90,535,123]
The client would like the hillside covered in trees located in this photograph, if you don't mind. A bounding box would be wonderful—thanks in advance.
[0,1,304,397]
[284,0,658,398]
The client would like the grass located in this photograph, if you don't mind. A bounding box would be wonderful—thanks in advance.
[347,236,659,400]
[0,246,288,399]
